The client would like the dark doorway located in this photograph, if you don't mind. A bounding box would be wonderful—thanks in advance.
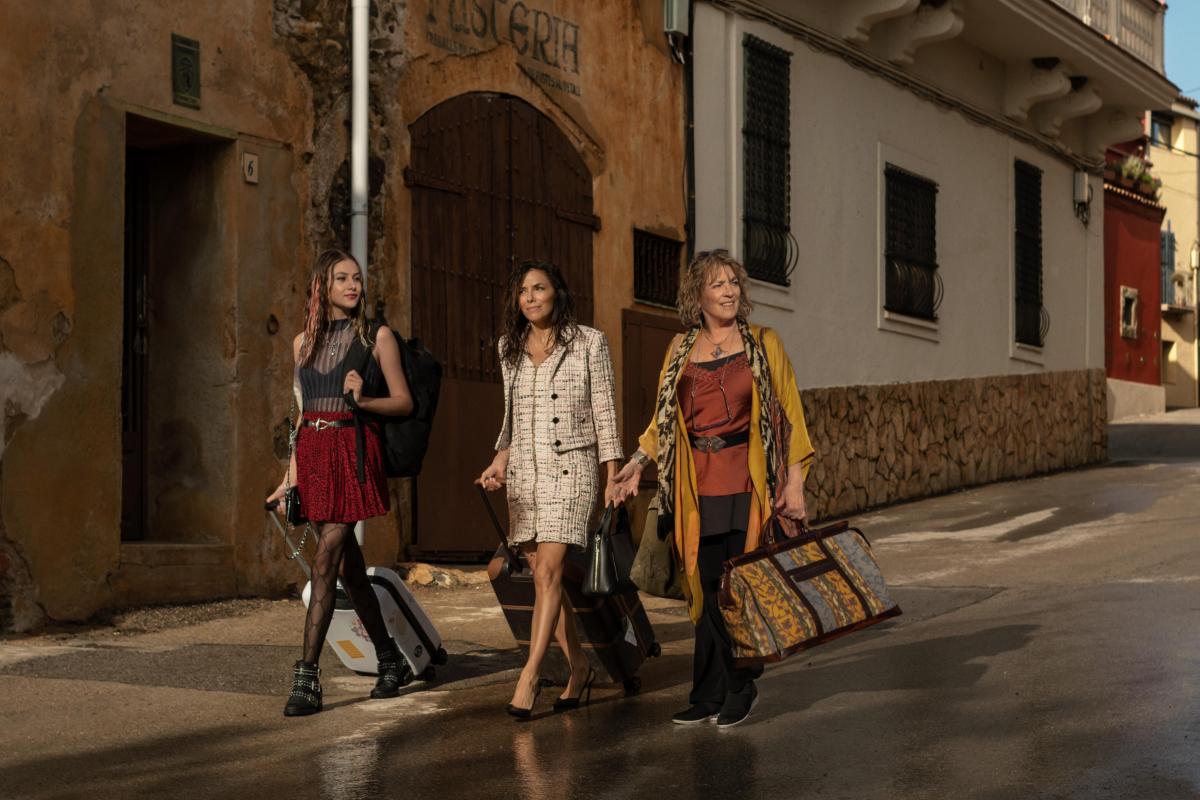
[121,150,151,540]
[120,114,233,543]
[407,93,598,560]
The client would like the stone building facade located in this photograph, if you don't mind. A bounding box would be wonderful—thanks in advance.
[0,0,686,629]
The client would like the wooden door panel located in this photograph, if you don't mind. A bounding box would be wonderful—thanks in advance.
[622,309,684,487]
[410,93,596,559]
[414,377,504,559]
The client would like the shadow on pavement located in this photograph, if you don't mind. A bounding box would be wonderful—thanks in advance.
[754,623,1039,726]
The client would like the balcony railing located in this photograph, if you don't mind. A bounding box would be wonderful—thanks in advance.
[1050,0,1164,71]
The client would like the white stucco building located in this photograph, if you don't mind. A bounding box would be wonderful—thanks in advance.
[686,0,1176,516]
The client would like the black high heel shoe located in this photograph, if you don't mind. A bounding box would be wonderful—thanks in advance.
[507,679,542,719]
[553,667,597,712]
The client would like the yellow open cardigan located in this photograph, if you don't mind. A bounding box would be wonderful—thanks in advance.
[636,324,815,624]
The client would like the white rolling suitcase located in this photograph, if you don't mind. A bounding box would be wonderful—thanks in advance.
[267,505,448,679]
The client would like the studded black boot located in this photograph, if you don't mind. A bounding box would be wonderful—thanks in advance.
[284,660,322,717]
[370,641,413,699]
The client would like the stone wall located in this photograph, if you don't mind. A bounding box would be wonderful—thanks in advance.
[802,369,1109,520]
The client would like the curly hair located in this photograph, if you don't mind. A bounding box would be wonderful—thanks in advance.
[298,248,371,368]
[676,249,754,328]
[498,260,579,368]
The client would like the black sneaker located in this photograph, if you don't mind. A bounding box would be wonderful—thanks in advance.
[671,703,721,725]
[370,642,414,699]
[284,660,322,717]
[716,683,759,729]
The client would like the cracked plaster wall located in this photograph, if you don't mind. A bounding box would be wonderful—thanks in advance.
[0,1,319,629]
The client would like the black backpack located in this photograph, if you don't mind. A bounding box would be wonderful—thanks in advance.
[343,320,442,480]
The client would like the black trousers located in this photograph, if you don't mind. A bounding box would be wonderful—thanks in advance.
[689,529,763,706]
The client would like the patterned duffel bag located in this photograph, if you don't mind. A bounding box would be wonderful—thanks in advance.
[718,519,900,667]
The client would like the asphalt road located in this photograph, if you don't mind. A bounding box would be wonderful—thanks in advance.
[2,410,1199,800]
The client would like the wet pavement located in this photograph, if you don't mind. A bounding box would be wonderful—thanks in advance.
[3,410,1200,799]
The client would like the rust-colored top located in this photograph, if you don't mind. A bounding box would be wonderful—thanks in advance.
[679,353,753,496]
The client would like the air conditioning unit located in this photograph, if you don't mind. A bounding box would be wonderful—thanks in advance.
[664,0,689,36]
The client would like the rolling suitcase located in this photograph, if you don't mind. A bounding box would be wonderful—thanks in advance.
[478,487,660,694]
[266,503,448,679]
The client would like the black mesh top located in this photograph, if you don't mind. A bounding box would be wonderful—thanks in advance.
[296,319,386,414]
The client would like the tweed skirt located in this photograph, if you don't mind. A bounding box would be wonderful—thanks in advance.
[295,412,389,524]
[505,443,599,549]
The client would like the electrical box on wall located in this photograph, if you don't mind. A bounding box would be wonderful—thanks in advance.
[664,0,689,36]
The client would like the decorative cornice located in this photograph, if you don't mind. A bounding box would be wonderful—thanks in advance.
[998,0,1175,105]
[706,0,1105,169]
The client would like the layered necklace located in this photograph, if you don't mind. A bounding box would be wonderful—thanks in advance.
[701,324,738,359]
[327,318,349,359]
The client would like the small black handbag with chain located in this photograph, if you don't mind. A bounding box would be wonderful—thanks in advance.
[283,389,307,526]
[584,504,637,597]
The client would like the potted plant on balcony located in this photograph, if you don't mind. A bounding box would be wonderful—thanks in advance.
[1140,175,1163,201]
[1115,155,1162,200]
[1117,155,1145,191]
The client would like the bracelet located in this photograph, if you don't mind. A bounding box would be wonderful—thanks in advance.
[630,450,650,468]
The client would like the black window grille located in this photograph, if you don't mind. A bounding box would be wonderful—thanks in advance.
[1161,228,1177,306]
[884,164,942,321]
[742,35,796,286]
[1014,160,1048,347]
[633,228,682,308]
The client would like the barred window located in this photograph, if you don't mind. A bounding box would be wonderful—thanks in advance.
[884,164,941,321]
[1014,160,1047,347]
[633,229,682,308]
[742,35,795,286]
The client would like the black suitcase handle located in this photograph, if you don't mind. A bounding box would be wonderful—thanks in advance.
[477,486,523,575]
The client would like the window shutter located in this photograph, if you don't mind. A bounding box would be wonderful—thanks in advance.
[742,35,795,286]
[883,165,941,320]
[1014,160,1045,346]
[1161,229,1176,306]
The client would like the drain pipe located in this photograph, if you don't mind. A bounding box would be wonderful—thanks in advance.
[350,0,369,546]
[350,0,369,269]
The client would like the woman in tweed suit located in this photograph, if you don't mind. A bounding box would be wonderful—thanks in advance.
[477,260,623,718]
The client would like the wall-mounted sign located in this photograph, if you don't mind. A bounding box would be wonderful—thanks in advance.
[171,34,201,109]
[424,0,583,97]
[242,152,259,184]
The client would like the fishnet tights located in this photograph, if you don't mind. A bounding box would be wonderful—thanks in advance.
[302,523,394,665]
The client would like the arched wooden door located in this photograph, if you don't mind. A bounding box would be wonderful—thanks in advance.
[407,93,598,560]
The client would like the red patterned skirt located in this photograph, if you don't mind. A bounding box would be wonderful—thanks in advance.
[296,412,390,523]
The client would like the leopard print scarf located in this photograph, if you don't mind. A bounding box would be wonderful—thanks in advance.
[653,321,786,514]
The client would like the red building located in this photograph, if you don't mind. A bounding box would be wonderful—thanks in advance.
[1104,144,1166,416]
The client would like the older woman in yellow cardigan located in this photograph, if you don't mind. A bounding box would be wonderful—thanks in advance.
[612,249,814,728]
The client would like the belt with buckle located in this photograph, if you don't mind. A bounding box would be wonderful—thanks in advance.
[688,429,750,453]
[302,418,355,432]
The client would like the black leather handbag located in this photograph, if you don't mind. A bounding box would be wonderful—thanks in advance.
[282,390,307,526]
[584,504,637,597]
[283,485,306,526]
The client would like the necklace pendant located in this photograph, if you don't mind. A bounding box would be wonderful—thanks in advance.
[711,345,724,358]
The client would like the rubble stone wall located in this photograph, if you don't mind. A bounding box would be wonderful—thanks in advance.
[803,369,1109,520]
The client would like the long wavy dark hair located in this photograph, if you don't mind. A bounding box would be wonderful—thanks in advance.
[499,260,579,368]
[298,248,371,368]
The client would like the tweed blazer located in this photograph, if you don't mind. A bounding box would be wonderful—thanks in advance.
[495,325,623,464]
